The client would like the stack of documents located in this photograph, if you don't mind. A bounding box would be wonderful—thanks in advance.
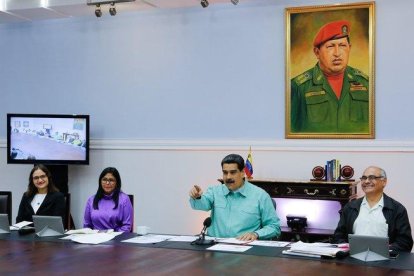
[62,228,122,244]
[122,234,178,244]
[122,234,214,244]
[283,241,348,258]
[10,221,33,230]
[217,238,290,248]
[205,238,291,253]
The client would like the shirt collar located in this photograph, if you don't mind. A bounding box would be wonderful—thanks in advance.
[103,192,114,199]
[237,181,248,197]
[362,194,384,208]
[223,181,247,197]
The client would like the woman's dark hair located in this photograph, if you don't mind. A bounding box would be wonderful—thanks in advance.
[93,167,122,210]
[26,164,59,197]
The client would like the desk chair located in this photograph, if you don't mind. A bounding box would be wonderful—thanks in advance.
[128,194,134,233]
[0,191,12,225]
[63,193,75,230]
[271,198,277,210]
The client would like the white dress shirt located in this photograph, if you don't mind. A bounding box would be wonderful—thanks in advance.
[353,195,388,237]
[31,193,46,213]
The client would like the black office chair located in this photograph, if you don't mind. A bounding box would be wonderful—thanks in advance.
[63,193,75,230]
[271,198,277,210]
[128,194,134,233]
[0,191,12,225]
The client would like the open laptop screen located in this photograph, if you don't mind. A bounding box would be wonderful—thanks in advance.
[0,214,10,234]
[33,215,65,237]
[348,234,389,261]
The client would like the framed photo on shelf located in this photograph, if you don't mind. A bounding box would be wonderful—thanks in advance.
[286,2,375,139]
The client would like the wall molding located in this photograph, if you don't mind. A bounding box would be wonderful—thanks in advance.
[2,138,414,152]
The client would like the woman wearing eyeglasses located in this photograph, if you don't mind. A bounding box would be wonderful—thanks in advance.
[83,167,133,232]
[16,164,66,224]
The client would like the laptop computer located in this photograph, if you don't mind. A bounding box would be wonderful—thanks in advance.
[0,214,10,234]
[33,215,65,237]
[348,234,389,261]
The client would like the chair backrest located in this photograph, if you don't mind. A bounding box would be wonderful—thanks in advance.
[271,198,276,210]
[0,192,12,225]
[63,193,74,230]
[128,194,134,233]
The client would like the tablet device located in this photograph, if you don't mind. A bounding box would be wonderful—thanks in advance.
[0,214,10,234]
[348,234,389,261]
[33,215,65,237]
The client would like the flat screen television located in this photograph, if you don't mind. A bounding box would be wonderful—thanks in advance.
[7,114,89,165]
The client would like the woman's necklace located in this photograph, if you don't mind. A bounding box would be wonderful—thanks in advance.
[33,194,46,207]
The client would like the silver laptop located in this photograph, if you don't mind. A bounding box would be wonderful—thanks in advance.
[348,234,389,261]
[0,214,10,234]
[33,215,65,237]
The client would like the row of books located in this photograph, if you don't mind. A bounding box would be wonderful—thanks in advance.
[326,159,341,181]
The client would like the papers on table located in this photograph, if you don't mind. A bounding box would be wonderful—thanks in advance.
[282,250,322,259]
[283,241,347,258]
[217,238,250,245]
[207,237,256,252]
[207,238,291,252]
[167,235,198,242]
[122,234,211,244]
[122,234,173,244]
[307,242,349,249]
[249,240,291,247]
[61,229,122,244]
[216,238,290,248]
[207,244,252,253]
[70,233,117,244]
[11,221,33,230]
[65,228,100,235]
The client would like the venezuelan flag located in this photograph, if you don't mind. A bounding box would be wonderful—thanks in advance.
[244,148,253,179]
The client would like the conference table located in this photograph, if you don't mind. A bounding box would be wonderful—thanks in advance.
[1,232,413,275]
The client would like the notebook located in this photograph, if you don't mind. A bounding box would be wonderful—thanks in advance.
[0,214,10,234]
[33,215,65,237]
[348,234,389,261]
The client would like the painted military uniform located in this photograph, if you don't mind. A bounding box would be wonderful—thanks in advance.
[291,64,369,133]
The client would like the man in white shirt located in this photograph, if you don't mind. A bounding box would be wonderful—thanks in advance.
[333,166,413,252]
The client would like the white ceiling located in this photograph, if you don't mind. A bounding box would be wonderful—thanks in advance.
[0,0,251,24]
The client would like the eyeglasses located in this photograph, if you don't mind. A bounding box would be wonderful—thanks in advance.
[359,175,384,181]
[102,178,116,184]
[33,175,47,181]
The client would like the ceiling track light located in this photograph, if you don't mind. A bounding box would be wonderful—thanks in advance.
[231,0,239,5]
[87,0,134,17]
[109,2,116,16]
[95,4,102,17]
[87,0,134,5]
[200,0,209,8]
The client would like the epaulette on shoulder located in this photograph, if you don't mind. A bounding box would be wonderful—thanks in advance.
[293,71,312,86]
[351,67,369,80]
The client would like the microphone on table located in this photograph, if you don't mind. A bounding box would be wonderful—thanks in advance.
[192,217,215,245]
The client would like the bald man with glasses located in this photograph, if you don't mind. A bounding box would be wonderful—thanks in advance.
[332,166,413,253]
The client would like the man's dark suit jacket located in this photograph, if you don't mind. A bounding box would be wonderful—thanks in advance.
[16,191,66,224]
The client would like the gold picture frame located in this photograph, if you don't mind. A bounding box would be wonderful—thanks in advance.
[286,2,375,139]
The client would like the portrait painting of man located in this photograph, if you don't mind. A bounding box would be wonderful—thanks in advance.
[286,2,375,138]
